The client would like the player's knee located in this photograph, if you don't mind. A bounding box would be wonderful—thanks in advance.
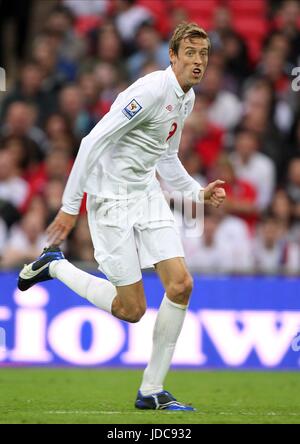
[166,274,193,304]
[184,275,194,296]
[126,306,146,323]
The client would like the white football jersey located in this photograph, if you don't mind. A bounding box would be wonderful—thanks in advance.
[62,66,203,215]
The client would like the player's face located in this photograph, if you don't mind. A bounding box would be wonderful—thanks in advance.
[170,37,209,92]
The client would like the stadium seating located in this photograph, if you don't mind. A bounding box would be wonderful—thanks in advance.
[170,0,221,16]
[226,0,267,15]
[137,0,171,37]
[138,0,269,62]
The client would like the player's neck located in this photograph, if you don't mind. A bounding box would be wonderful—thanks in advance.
[172,68,192,94]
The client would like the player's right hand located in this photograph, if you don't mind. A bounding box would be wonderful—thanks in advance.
[46,210,78,246]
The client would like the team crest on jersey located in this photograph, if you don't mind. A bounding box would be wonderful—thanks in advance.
[122,99,142,120]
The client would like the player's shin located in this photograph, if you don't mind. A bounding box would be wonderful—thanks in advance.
[139,293,187,396]
[49,260,117,313]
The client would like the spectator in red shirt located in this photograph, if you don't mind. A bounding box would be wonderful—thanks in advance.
[186,95,224,171]
[212,155,259,233]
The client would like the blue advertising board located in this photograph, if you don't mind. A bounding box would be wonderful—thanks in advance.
[0,272,300,369]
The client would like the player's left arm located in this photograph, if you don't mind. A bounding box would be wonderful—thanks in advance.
[202,179,226,208]
[157,152,226,207]
[157,94,225,207]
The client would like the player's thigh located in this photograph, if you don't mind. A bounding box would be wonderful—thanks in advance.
[87,195,142,287]
[155,257,193,305]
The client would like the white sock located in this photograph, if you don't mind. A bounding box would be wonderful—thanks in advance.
[49,260,117,313]
[140,293,188,396]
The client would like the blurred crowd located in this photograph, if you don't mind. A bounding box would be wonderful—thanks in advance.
[0,0,300,274]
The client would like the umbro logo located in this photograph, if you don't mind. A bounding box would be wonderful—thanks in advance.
[166,105,173,112]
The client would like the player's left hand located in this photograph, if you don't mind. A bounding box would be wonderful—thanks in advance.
[203,180,226,208]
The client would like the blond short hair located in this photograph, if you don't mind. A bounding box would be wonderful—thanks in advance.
[169,22,210,55]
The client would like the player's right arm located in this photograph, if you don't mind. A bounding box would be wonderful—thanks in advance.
[47,80,158,245]
[46,210,77,246]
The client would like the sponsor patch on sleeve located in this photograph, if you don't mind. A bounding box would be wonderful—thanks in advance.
[122,99,142,120]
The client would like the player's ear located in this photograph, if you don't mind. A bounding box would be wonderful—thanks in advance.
[169,48,177,66]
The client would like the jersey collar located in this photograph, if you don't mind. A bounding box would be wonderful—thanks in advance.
[166,66,187,98]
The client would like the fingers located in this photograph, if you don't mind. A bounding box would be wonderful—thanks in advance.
[48,232,64,246]
[204,180,226,201]
[46,221,70,246]
[215,186,226,194]
[46,221,59,242]
[209,188,226,208]
[214,180,226,186]
[210,196,222,208]
[209,180,225,191]
[213,188,226,202]
[46,211,77,246]
[47,228,64,246]
[46,221,56,237]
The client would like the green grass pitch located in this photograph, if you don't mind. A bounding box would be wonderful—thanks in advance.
[0,369,299,424]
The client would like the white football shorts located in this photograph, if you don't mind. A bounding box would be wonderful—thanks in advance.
[86,191,185,286]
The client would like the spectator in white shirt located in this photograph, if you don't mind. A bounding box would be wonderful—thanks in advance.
[215,210,254,271]
[183,209,253,273]
[0,148,28,209]
[230,129,276,211]
[184,212,234,273]
[63,0,108,17]
[1,211,47,268]
[113,0,153,52]
[253,214,299,274]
